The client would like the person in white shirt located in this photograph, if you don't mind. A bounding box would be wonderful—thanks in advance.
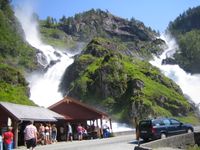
[103,121,110,138]
[67,123,73,142]
[24,121,37,150]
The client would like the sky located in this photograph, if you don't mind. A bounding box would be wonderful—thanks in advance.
[12,0,200,32]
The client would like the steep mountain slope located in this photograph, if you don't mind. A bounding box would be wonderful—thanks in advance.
[59,37,194,123]
[0,1,197,122]
[41,9,165,60]
[0,0,36,105]
[58,9,156,41]
[168,6,200,74]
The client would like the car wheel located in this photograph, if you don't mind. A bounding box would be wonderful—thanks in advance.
[187,129,192,133]
[160,133,167,139]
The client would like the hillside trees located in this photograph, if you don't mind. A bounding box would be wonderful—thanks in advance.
[174,30,200,73]
[45,16,57,27]
[168,6,200,73]
[168,6,200,36]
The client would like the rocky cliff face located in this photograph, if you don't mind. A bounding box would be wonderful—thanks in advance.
[42,9,165,59]
[59,37,193,123]
[59,9,156,41]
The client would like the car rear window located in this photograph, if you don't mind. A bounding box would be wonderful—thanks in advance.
[152,119,162,126]
[139,120,152,128]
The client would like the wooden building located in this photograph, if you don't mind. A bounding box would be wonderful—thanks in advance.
[0,102,64,148]
[48,96,112,137]
[0,97,111,147]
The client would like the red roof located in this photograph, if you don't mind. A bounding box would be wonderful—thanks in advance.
[48,96,109,121]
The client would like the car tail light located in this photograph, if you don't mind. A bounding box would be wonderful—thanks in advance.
[151,126,156,133]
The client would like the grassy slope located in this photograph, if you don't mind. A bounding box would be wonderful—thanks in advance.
[61,37,194,123]
[0,1,36,105]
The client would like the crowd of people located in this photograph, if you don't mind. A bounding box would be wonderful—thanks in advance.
[37,123,57,145]
[0,121,111,150]
[59,122,103,141]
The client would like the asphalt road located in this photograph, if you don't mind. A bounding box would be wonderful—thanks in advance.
[16,134,137,150]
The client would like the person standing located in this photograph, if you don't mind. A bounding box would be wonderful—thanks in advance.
[51,124,57,143]
[38,123,45,138]
[77,124,83,141]
[38,123,45,145]
[67,123,73,142]
[44,124,50,144]
[102,121,110,138]
[24,121,37,150]
[2,127,13,150]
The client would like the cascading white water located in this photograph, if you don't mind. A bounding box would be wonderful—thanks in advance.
[150,33,200,105]
[15,3,200,131]
[14,4,135,132]
[14,5,76,107]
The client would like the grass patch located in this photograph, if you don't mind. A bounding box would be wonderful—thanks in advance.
[176,114,200,125]
[40,27,76,49]
[0,82,35,105]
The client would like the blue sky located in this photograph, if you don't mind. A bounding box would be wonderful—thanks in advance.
[12,0,200,32]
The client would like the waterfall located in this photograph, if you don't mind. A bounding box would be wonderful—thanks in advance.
[150,33,200,105]
[14,5,78,107]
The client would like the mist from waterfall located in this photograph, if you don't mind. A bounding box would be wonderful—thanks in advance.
[150,33,200,105]
[13,3,200,132]
[14,4,78,107]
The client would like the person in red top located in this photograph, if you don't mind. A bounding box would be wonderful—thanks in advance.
[3,126,13,150]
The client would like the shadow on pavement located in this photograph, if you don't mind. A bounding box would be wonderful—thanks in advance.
[129,139,145,145]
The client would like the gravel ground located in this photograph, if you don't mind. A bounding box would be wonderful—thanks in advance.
[15,134,137,150]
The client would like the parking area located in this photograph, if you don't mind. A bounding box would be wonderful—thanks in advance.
[16,134,137,150]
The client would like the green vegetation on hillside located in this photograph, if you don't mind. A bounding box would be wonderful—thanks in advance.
[0,1,197,121]
[59,37,194,123]
[0,3,37,71]
[39,21,77,49]
[0,0,36,105]
[168,6,200,73]
[0,64,35,105]
[168,6,200,36]
[176,113,200,125]
[173,30,200,73]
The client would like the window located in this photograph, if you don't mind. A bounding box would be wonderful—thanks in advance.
[152,119,161,126]
[163,119,170,125]
[170,119,180,125]
[139,120,151,128]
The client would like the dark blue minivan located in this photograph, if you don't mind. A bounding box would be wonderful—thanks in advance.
[139,117,194,141]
